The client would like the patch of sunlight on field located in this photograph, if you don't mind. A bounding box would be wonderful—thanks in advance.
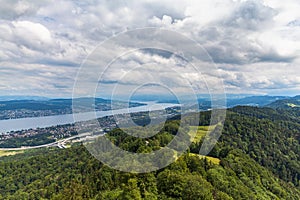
[189,153,221,165]
[0,150,24,157]
[188,125,216,143]
[287,103,299,108]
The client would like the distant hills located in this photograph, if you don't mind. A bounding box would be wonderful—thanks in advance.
[0,98,144,112]
[227,95,288,107]
[0,103,299,199]
[0,96,49,101]
[134,94,290,110]
[0,94,299,111]
[189,95,289,110]
[267,95,300,109]
[0,98,108,111]
[0,98,145,120]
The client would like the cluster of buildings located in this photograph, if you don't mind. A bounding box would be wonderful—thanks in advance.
[0,125,76,141]
[0,109,72,120]
[0,106,181,147]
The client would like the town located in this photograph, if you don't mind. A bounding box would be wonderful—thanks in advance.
[0,106,181,149]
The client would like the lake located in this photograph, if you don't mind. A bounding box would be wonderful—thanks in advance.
[0,103,179,133]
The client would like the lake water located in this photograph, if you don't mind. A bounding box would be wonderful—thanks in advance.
[0,103,179,133]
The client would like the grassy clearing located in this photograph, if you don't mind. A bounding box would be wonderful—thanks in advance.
[189,153,221,165]
[188,125,221,165]
[188,125,216,143]
[287,103,300,108]
[0,150,24,157]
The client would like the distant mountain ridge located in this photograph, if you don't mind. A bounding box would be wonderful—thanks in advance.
[0,98,109,111]
[0,96,49,101]
[267,95,300,109]
[226,95,288,107]
[0,104,299,199]
[0,98,146,120]
[0,95,297,112]
[0,98,145,111]
[189,95,289,110]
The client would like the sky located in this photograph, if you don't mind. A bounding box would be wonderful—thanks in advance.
[0,0,300,98]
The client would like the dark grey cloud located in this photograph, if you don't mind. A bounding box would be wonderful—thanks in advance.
[0,0,300,96]
[288,19,300,26]
[99,80,119,85]
[205,40,296,65]
[0,0,49,20]
[258,51,296,63]
[141,48,173,59]
[36,59,79,67]
[53,84,69,89]
[224,0,277,30]
[195,1,294,65]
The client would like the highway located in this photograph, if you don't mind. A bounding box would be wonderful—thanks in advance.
[0,132,92,151]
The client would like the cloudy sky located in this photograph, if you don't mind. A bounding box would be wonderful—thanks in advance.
[1,0,300,98]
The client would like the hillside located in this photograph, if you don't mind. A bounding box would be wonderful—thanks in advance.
[267,95,300,109]
[227,95,287,107]
[0,106,299,199]
[266,96,300,120]
[188,95,287,111]
[0,98,144,112]
[0,98,145,120]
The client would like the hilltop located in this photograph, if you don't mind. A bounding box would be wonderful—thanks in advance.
[0,105,299,199]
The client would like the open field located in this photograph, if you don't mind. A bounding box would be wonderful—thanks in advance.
[287,103,300,108]
[0,150,24,157]
[189,153,221,165]
[187,125,221,165]
[188,125,216,143]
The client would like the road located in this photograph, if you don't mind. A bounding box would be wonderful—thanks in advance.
[0,132,92,151]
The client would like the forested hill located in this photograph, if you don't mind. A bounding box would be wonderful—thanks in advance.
[218,106,300,187]
[0,98,144,112]
[0,105,299,199]
[0,98,145,120]
[267,95,300,109]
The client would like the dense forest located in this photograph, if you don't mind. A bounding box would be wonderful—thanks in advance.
[0,105,299,199]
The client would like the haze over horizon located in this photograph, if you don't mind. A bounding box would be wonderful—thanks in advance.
[1,0,300,98]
